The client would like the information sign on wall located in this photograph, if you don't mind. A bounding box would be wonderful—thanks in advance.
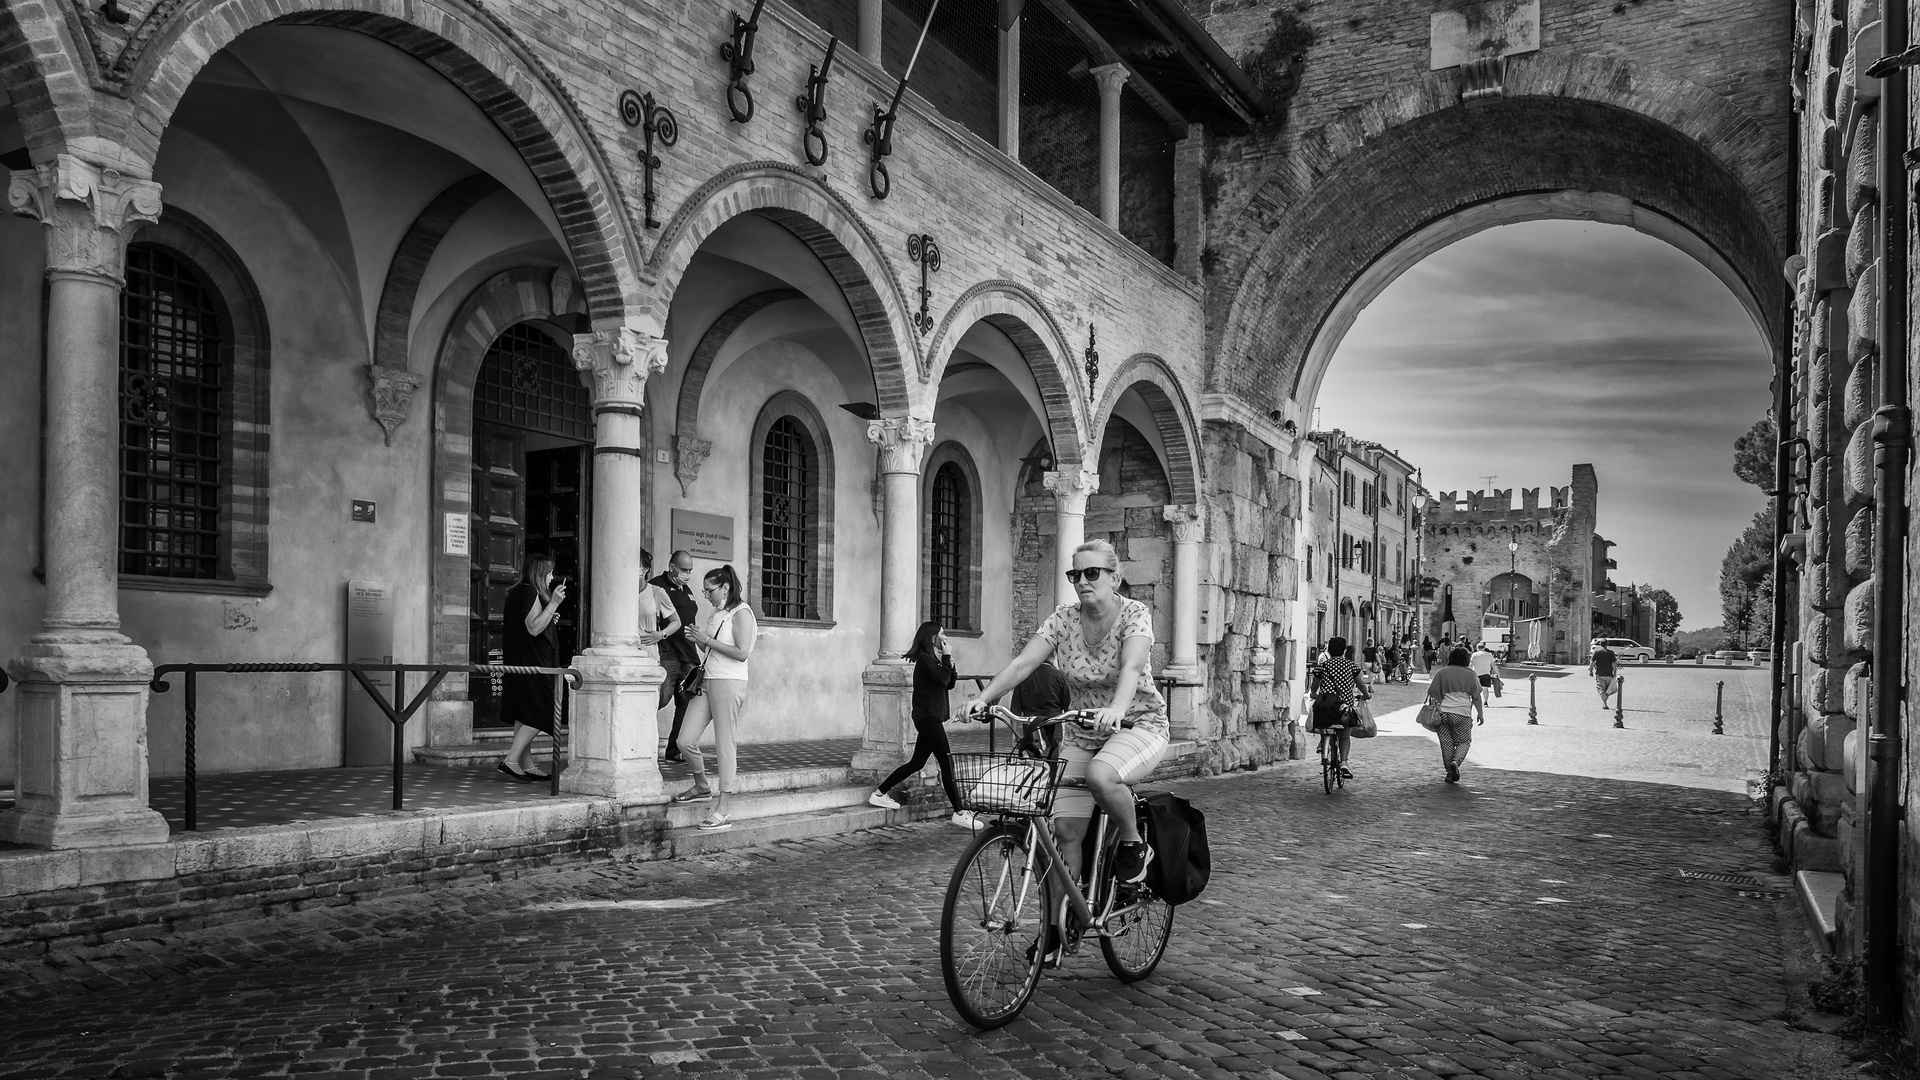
[444,512,470,557]
[344,580,396,766]
[671,509,735,561]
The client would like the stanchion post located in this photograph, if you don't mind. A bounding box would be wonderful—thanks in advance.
[185,667,198,833]
[1714,680,1725,735]
[392,666,407,810]
[1613,675,1625,728]
[1528,675,1538,725]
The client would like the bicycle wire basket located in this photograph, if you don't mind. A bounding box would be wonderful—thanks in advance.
[951,752,1065,818]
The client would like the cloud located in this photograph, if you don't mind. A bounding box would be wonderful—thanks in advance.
[1318,221,1772,628]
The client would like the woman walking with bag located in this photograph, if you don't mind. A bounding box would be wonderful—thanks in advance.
[671,565,756,831]
[498,554,567,782]
[867,620,978,829]
[1422,646,1485,783]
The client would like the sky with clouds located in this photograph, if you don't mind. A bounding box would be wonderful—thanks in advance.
[1316,219,1773,633]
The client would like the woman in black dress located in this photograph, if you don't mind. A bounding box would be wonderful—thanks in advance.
[866,620,974,828]
[500,554,568,781]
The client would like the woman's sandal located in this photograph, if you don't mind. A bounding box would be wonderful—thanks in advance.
[696,812,732,831]
[671,787,713,803]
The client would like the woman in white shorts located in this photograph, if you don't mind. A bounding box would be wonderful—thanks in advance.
[963,539,1169,888]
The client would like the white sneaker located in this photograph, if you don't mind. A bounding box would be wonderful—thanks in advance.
[868,790,902,810]
[951,811,982,830]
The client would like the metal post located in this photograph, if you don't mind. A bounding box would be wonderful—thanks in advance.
[1714,681,1724,736]
[392,666,406,811]
[550,671,566,797]
[184,667,198,833]
[1613,676,1624,728]
[1528,675,1537,725]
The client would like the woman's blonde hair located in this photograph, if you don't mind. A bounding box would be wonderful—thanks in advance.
[1072,538,1122,572]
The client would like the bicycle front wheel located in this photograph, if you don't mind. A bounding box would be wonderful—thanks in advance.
[941,821,1052,1029]
[1321,743,1336,793]
[1100,888,1175,982]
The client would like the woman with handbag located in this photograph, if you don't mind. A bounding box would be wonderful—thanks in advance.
[670,565,756,831]
[867,620,978,829]
[1422,646,1485,783]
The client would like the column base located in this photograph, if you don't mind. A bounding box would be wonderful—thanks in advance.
[851,661,914,775]
[2,638,171,850]
[559,649,668,805]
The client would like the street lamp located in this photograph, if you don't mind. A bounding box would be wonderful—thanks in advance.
[1507,529,1519,659]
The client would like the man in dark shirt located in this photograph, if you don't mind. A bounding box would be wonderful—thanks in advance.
[1588,642,1620,709]
[1011,661,1070,758]
[653,550,701,761]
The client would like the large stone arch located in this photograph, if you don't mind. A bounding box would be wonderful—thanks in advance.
[428,268,577,687]
[1090,354,1202,507]
[1208,57,1786,412]
[646,162,918,416]
[97,0,645,322]
[926,280,1089,471]
[0,1,98,164]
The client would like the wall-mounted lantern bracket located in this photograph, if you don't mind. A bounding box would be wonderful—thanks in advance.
[621,90,681,229]
[908,233,941,334]
[796,36,840,165]
[720,0,768,123]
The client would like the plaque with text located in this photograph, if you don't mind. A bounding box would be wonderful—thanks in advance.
[671,509,735,561]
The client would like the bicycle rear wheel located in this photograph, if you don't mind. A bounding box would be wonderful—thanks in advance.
[941,822,1052,1029]
[1320,738,1336,793]
[1099,886,1175,982]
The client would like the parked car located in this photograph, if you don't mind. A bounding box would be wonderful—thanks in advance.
[1590,637,1655,662]
[1710,649,1747,661]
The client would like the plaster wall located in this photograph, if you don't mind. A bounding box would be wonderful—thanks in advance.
[0,212,45,789]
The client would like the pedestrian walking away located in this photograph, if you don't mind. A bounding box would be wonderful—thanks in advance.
[673,565,757,831]
[1421,635,1436,673]
[498,554,567,782]
[1306,636,1366,780]
[869,620,978,829]
[1425,647,1485,783]
[1361,638,1380,677]
[1589,640,1620,709]
[961,539,1170,888]
[648,549,700,762]
[1469,641,1497,695]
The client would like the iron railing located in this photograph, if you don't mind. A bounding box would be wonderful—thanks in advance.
[149,662,580,832]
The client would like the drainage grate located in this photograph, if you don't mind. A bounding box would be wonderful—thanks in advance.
[1679,869,1762,886]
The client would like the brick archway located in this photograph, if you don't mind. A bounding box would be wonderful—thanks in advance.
[1090,354,1202,507]
[0,2,97,163]
[646,163,917,417]
[927,280,1088,472]
[1208,66,1785,413]
[100,0,644,322]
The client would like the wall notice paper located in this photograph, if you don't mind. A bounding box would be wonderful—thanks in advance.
[445,512,470,557]
[1430,0,1539,70]
[671,509,735,561]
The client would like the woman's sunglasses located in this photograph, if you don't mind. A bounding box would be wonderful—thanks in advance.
[1064,567,1114,584]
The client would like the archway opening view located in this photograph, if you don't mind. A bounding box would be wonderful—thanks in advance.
[1308,218,1773,668]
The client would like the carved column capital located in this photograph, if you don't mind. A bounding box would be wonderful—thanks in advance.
[1089,62,1129,100]
[674,434,712,496]
[866,416,936,474]
[1043,468,1099,514]
[571,320,669,407]
[1163,503,1204,543]
[365,365,423,446]
[9,155,163,284]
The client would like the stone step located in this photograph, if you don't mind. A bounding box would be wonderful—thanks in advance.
[1796,870,1843,954]
[661,783,881,830]
[669,799,964,856]
[413,743,557,768]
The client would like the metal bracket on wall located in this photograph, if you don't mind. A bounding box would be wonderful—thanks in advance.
[621,90,680,229]
[908,233,941,334]
[720,0,767,123]
[796,37,839,166]
[1084,324,1100,401]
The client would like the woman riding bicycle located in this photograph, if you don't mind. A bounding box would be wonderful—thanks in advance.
[1308,637,1367,778]
[961,539,1168,889]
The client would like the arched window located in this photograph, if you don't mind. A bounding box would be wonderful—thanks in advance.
[929,462,969,629]
[761,416,814,619]
[116,224,269,592]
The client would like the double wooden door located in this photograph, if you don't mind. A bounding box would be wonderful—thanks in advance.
[469,423,591,727]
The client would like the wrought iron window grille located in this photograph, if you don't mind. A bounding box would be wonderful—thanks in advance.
[762,416,814,619]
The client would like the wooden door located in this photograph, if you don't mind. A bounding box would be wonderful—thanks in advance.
[524,445,591,661]
[470,424,526,726]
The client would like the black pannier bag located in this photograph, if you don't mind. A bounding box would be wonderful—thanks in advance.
[1136,790,1209,905]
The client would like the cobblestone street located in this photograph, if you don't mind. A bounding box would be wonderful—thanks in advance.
[1,689,1852,1080]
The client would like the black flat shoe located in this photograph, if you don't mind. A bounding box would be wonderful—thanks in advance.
[497,762,548,782]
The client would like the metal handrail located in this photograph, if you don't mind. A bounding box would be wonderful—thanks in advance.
[150,662,582,832]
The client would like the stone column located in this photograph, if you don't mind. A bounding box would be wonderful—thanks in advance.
[853,417,936,774]
[564,321,670,804]
[1163,505,1202,677]
[998,19,1021,159]
[1090,63,1128,230]
[1044,468,1099,606]
[859,0,883,62]
[3,156,170,849]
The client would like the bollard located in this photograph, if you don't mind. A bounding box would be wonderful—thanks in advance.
[1613,675,1625,728]
[1713,681,1724,735]
[1528,675,1538,725]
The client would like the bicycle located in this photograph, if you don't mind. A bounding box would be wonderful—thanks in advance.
[938,706,1176,1029]
[1316,717,1348,793]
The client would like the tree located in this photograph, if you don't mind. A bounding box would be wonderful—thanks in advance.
[1720,507,1774,647]
[1733,417,1776,490]
[1639,586,1683,638]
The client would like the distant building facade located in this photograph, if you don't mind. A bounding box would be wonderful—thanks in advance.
[1300,431,1421,658]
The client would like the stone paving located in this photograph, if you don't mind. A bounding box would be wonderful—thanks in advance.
[0,718,1851,1079]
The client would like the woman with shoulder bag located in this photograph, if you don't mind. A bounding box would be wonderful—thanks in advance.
[670,565,756,831]
[1422,647,1485,783]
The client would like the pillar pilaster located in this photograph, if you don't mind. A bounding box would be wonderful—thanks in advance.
[998,19,1022,158]
[1163,504,1202,678]
[1043,467,1099,608]
[564,321,670,803]
[1090,63,1128,229]
[3,155,169,848]
[854,415,936,773]
[859,0,883,61]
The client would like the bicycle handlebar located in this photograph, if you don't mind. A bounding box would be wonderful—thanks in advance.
[960,704,1135,732]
